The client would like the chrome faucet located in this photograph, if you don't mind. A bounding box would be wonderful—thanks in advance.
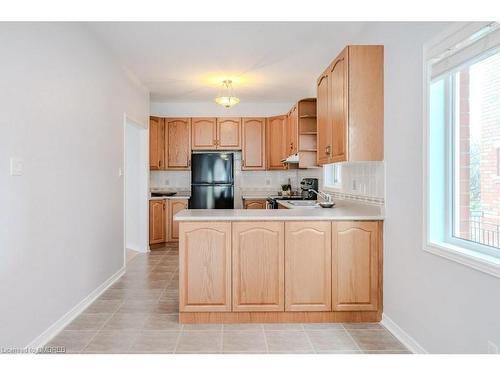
[308,189,333,202]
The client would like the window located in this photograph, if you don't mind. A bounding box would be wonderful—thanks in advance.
[323,163,342,189]
[425,22,500,277]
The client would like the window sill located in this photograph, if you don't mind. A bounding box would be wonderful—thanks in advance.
[424,241,500,278]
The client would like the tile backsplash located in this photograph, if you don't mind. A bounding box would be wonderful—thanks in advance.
[149,154,384,206]
[322,161,385,205]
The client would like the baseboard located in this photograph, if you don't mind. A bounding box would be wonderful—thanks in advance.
[381,313,428,354]
[25,266,125,350]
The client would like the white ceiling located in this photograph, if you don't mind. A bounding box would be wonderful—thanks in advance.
[88,22,366,103]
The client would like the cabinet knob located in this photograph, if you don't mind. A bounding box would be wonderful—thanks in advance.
[325,145,331,155]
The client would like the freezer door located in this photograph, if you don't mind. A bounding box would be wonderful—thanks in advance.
[190,185,234,209]
[191,153,233,184]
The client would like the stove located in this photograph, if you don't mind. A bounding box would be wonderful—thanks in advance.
[266,178,318,209]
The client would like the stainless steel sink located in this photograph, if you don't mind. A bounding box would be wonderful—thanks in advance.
[286,200,318,207]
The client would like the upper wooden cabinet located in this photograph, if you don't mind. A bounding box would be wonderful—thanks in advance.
[332,221,381,311]
[285,221,332,312]
[149,117,164,170]
[241,118,266,170]
[217,118,241,150]
[192,118,217,150]
[266,115,287,170]
[165,118,191,169]
[232,222,285,312]
[149,200,166,244]
[191,117,241,150]
[317,45,384,164]
[179,222,232,312]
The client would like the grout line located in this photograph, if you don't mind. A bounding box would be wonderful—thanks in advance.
[342,324,362,352]
[302,324,317,354]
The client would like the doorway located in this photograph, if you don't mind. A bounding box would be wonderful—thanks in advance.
[124,116,149,264]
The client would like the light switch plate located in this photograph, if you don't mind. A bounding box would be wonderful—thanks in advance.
[10,157,23,176]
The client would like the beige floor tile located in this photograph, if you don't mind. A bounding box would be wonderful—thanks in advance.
[151,300,179,314]
[223,324,263,332]
[64,313,111,331]
[347,329,407,351]
[303,323,344,330]
[265,331,313,352]
[306,330,359,351]
[222,332,267,353]
[101,313,149,331]
[83,331,138,353]
[343,323,384,330]
[175,332,222,353]
[129,332,180,353]
[117,300,158,314]
[99,288,128,300]
[263,323,304,331]
[182,323,222,331]
[143,314,182,331]
[84,300,122,314]
[47,330,97,353]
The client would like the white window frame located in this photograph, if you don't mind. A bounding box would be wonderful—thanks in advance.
[423,22,500,278]
[323,163,342,190]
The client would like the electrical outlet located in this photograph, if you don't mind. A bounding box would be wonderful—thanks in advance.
[488,341,498,354]
[165,179,170,186]
[352,179,357,191]
[266,179,271,185]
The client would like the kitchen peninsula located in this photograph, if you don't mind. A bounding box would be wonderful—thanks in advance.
[174,200,384,324]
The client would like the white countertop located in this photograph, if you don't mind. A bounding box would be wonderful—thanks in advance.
[174,199,384,221]
[149,191,191,200]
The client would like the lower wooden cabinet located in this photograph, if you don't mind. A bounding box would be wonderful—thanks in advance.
[149,198,189,245]
[243,199,266,209]
[149,200,166,244]
[232,222,285,311]
[332,221,381,311]
[168,199,189,241]
[179,222,232,312]
[285,221,332,311]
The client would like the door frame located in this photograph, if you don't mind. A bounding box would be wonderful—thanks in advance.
[123,114,149,267]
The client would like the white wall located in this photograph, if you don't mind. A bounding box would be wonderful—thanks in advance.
[125,120,149,253]
[0,23,149,348]
[150,101,292,117]
[354,22,500,353]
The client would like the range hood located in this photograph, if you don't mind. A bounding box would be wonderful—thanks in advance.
[281,153,299,164]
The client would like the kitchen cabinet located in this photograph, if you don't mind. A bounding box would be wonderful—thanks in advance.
[241,118,266,170]
[165,118,191,169]
[191,118,217,150]
[149,200,166,244]
[149,117,164,170]
[285,221,332,311]
[332,221,381,311]
[179,222,232,312]
[232,222,285,311]
[168,199,189,241]
[266,115,287,170]
[217,118,241,150]
[317,45,384,164]
[286,105,298,157]
[243,198,266,209]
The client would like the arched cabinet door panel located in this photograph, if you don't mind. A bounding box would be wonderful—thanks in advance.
[285,221,332,311]
[179,222,231,312]
[332,221,381,311]
[232,222,284,311]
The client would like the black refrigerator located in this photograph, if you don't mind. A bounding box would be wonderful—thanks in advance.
[190,153,234,209]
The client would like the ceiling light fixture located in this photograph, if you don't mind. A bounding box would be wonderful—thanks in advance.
[215,80,240,109]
